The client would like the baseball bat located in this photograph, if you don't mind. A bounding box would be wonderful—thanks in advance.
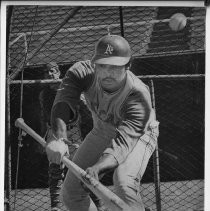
[15,118,129,211]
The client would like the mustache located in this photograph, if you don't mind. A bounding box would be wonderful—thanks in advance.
[102,77,116,81]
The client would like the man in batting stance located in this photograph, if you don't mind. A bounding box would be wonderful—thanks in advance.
[46,34,159,211]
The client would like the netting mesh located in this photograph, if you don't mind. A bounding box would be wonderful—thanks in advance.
[6,5,205,211]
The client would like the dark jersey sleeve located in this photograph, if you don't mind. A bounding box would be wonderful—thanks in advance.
[103,88,153,164]
[53,61,94,118]
[39,88,57,123]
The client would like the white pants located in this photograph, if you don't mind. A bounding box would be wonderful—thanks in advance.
[61,121,159,211]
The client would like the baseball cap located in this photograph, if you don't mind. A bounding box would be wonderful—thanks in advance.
[46,62,59,70]
[92,35,131,66]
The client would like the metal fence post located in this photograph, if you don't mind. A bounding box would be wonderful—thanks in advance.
[149,79,161,211]
[5,81,11,211]
[5,6,14,211]
[119,6,124,37]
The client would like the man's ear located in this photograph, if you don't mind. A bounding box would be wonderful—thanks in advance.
[91,61,96,68]
[125,60,131,70]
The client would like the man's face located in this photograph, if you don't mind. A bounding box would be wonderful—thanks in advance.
[44,66,60,80]
[95,63,127,92]
[44,65,60,90]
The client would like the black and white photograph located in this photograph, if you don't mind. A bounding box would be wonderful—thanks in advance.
[1,1,208,211]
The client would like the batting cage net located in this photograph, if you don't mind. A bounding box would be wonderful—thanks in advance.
[5,5,205,211]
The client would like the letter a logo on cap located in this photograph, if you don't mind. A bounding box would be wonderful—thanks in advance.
[104,44,114,55]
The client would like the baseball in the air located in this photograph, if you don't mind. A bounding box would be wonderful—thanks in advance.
[169,13,187,31]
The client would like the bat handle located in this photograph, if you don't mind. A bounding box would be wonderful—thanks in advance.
[15,118,46,147]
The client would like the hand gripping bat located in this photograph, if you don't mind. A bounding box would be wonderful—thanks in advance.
[15,118,129,211]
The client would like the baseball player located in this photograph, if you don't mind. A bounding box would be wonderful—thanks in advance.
[46,34,159,211]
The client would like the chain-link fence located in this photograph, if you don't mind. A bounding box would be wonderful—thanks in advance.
[5,5,205,211]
